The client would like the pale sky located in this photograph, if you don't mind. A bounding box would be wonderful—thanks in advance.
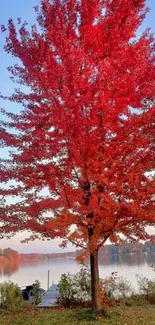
[0,1,155,253]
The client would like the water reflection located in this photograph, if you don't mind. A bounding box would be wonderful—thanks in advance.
[0,253,155,290]
[0,252,155,278]
[0,258,20,277]
[99,252,155,267]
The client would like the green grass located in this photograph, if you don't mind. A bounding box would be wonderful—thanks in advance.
[0,305,155,325]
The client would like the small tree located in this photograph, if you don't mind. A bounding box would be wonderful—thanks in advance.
[32,280,42,305]
[0,282,23,310]
[0,0,155,311]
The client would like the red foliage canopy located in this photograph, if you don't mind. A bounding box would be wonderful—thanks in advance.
[0,0,155,252]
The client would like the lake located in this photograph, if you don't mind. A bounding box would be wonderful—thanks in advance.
[0,252,155,291]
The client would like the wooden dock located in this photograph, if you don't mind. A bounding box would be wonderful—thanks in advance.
[37,284,59,307]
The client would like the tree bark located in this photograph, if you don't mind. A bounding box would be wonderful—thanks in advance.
[90,249,102,312]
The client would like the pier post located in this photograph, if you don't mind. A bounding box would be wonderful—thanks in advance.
[47,270,50,290]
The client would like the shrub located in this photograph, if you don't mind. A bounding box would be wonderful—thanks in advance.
[101,272,133,300]
[0,281,23,310]
[72,265,91,300]
[58,265,91,307]
[136,274,155,304]
[136,274,155,295]
[58,266,134,307]
[32,280,43,305]
[57,273,74,307]
[119,293,146,306]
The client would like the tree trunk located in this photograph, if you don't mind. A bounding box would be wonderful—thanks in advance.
[90,249,102,312]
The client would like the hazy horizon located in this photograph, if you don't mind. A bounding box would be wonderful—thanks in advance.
[0,232,76,254]
[0,226,155,254]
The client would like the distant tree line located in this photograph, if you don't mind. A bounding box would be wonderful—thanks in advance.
[99,242,155,256]
[0,242,155,263]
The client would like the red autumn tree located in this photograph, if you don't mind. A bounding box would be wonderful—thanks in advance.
[0,0,155,311]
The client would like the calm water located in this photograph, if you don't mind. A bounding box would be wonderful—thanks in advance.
[0,253,155,291]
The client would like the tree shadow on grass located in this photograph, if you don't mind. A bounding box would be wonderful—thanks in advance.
[74,308,109,322]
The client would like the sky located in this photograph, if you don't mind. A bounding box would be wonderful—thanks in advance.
[0,0,155,253]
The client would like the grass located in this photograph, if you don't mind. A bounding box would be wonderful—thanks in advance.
[0,305,155,325]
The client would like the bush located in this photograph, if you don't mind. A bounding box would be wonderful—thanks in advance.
[0,281,23,310]
[58,267,134,307]
[58,273,76,307]
[136,274,155,295]
[101,272,133,300]
[58,265,91,307]
[32,280,43,305]
[123,294,146,306]
[58,267,155,308]
[72,265,91,300]
[136,274,155,304]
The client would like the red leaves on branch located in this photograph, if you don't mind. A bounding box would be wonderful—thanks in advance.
[0,0,155,252]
